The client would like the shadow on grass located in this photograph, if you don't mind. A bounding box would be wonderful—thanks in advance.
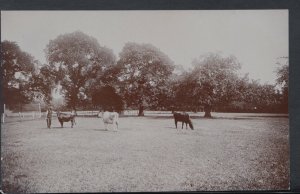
[165,127,175,129]
[144,115,210,120]
[141,115,288,120]
[47,126,76,129]
[91,128,118,132]
[2,152,30,193]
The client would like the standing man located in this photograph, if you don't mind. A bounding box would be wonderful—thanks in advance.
[71,109,77,125]
[46,106,53,128]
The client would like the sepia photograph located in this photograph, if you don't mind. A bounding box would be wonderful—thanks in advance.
[1,10,289,193]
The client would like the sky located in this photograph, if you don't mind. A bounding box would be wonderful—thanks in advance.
[1,10,288,85]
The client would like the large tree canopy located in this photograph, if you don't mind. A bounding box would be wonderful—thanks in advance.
[243,79,279,112]
[275,57,288,112]
[29,65,57,105]
[117,42,174,116]
[2,41,37,109]
[92,85,123,112]
[45,31,116,109]
[177,53,244,117]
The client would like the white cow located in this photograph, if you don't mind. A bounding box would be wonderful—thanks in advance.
[99,111,119,131]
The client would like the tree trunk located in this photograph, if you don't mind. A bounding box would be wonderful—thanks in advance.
[71,101,76,111]
[204,104,212,118]
[138,105,144,116]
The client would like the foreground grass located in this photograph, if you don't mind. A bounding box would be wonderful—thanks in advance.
[1,114,289,192]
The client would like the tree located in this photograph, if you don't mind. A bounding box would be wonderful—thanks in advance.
[84,62,121,102]
[29,65,57,105]
[92,85,124,112]
[276,57,288,113]
[2,41,37,110]
[171,72,199,112]
[186,53,243,117]
[45,31,116,110]
[117,42,174,116]
[243,80,279,112]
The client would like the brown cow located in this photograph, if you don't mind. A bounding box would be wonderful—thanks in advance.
[173,112,194,130]
[57,111,76,128]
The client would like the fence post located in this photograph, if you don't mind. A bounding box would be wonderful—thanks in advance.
[1,104,5,123]
[39,103,41,118]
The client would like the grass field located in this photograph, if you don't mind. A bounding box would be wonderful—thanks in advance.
[1,113,289,192]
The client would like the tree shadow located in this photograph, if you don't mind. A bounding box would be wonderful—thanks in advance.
[45,126,74,129]
[165,127,175,129]
[92,128,117,132]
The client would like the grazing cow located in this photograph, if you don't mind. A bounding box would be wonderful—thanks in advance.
[173,112,194,130]
[99,111,119,131]
[57,111,76,128]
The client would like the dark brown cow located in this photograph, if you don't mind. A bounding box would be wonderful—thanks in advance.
[57,111,76,128]
[173,112,194,130]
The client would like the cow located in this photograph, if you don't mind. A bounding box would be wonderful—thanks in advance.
[98,111,119,131]
[57,111,76,128]
[173,111,194,130]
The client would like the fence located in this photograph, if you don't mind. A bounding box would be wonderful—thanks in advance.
[74,110,200,117]
[74,110,165,117]
[2,103,42,123]
[1,107,208,123]
[1,107,288,124]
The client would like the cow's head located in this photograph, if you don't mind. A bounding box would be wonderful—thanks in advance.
[71,110,77,116]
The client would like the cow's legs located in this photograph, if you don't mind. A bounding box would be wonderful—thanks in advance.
[186,122,188,129]
[114,121,118,132]
[71,120,73,128]
[60,121,63,128]
[182,122,184,129]
[175,120,178,129]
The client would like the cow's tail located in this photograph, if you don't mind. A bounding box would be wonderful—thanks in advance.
[188,118,194,130]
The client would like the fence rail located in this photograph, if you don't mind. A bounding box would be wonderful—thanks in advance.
[2,109,288,123]
[72,110,200,117]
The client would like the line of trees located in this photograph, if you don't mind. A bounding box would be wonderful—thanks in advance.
[2,31,288,117]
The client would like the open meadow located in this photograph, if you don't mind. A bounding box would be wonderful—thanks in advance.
[1,113,289,192]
